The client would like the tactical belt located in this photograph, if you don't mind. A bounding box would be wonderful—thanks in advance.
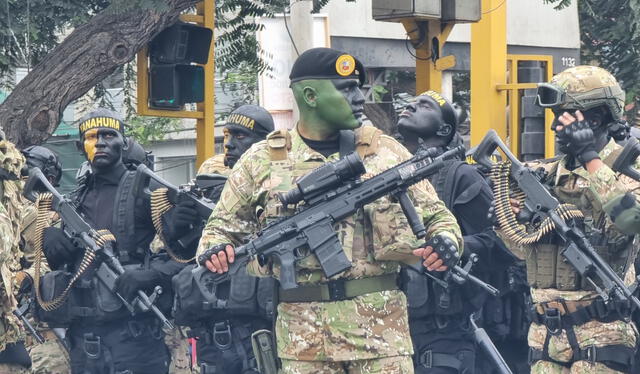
[278,273,398,303]
[529,298,633,331]
[529,344,634,370]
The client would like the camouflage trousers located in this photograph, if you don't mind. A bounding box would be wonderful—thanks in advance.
[27,337,70,374]
[164,326,192,374]
[0,363,30,374]
[528,319,637,374]
[280,355,414,374]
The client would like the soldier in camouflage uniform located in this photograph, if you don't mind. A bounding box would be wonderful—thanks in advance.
[197,47,463,374]
[0,136,32,373]
[508,66,639,373]
[18,146,71,374]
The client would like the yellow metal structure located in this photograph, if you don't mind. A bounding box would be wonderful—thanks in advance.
[137,0,215,168]
[470,0,507,145]
[499,55,555,159]
[402,20,456,94]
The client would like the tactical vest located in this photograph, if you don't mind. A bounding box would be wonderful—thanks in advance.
[261,127,381,277]
[525,156,636,291]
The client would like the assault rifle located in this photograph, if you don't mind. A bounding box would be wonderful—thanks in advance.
[23,168,174,329]
[471,315,513,374]
[133,164,225,249]
[193,145,494,298]
[13,296,44,344]
[472,129,640,310]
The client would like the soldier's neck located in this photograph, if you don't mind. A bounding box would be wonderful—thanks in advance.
[297,118,339,141]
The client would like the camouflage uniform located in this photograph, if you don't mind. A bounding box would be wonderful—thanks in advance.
[197,153,230,176]
[197,126,462,371]
[0,140,30,373]
[500,66,640,374]
[519,142,640,374]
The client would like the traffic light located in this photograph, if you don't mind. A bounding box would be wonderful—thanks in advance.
[148,21,213,110]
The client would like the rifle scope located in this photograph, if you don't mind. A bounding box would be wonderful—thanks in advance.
[278,152,366,206]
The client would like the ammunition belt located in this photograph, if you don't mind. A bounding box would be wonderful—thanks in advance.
[490,161,583,246]
[33,193,112,312]
[529,297,633,331]
[150,188,194,263]
[278,273,398,303]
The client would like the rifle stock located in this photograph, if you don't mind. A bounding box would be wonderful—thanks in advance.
[612,137,640,181]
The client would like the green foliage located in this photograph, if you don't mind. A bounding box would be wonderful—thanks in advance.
[543,0,573,10]
[217,62,258,120]
[544,0,640,102]
[126,115,182,146]
[371,85,388,103]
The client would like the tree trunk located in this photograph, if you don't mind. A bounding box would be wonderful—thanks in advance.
[0,0,200,148]
[364,103,396,136]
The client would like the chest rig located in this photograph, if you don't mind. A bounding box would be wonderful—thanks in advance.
[262,127,381,278]
[515,158,636,291]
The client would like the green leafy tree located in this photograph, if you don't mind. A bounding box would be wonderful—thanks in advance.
[544,0,640,100]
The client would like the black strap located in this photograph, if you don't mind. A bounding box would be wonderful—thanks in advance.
[529,345,634,371]
[0,342,31,368]
[0,168,18,181]
[419,349,463,372]
[529,298,632,329]
[338,130,356,159]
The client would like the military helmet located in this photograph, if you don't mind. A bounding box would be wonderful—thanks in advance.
[21,145,62,186]
[536,65,625,120]
[123,137,153,169]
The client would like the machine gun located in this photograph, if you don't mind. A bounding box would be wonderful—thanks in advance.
[23,168,174,329]
[193,145,496,298]
[472,129,640,310]
[133,164,224,252]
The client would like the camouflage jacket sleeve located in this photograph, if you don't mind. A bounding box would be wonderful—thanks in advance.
[196,146,264,257]
[366,135,463,257]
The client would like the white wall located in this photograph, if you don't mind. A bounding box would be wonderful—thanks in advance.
[323,0,580,49]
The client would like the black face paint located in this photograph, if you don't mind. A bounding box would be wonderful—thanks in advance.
[397,96,447,153]
[83,128,125,172]
[223,124,263,169]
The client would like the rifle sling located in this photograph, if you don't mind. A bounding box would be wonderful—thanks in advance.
[278,273,398,303]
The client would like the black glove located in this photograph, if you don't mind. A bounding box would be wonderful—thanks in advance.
[114,268,164,301]
[43,227,79,269]
[164,199,201,241]
[425,234,460,269]
[197,242,232,266]
[556,120,599,165]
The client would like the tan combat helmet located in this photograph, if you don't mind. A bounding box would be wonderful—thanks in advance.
[536,65,626,120]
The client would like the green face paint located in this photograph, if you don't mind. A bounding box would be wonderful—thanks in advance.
[293,79,365,139]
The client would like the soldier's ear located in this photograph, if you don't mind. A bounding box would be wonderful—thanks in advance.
[302,86,318,108]
[437,123,453,138]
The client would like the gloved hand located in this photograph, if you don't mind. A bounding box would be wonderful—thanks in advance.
[164,199,201,241]
[43,227,79,269]
[555,117,599,165]
[114,268,164,301]
[413,234,460,271]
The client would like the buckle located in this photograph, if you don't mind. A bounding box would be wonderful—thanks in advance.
[420,349,433,368]
[327,279,347,301]
[584,345,597,364]
[543,307,562,335]
[435,315,449,329]
[213,321,232,350]
[83,333,101,359]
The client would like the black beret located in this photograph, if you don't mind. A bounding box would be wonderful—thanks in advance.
[226,105,275,138]
[289,47,366,87]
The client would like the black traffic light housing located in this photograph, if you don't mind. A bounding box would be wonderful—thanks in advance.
[148,21,213,110]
